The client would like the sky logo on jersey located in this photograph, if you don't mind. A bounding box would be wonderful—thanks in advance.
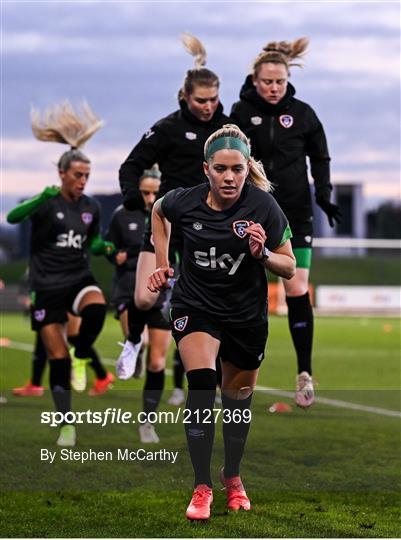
[185,132,197,140]
[232,220,250,239]
[279,115,294,128]
[56,230,86,249]
[194,247,246,276]
[81,212,93,225]
[129,222,138,231]
[173,316,188,332]
[34,309,46,322]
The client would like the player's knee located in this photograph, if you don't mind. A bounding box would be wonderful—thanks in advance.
[286,286,308,297]
[222,385,253,400]
[147,355,166,373]
[135,291,157,311]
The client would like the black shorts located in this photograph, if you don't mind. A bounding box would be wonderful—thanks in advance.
[170,307,268,371]
[111,271,136,309]
[30,276,101,331]
[140,219,182,264]
[114,301,169,331]
[287,215,313,249]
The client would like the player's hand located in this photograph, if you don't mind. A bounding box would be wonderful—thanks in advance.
[123,188,145,211]
[316,198,342,228]
[245,221,266,260]
[147,266,174,293]
[42,185,60,199]
[115,251,128,265]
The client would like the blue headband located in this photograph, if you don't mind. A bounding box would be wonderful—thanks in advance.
[205,136,250,160]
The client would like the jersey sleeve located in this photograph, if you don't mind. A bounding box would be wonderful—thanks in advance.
[263,195,293,251]
[304,106,332,202]
[160,187,185,224]
[119,122,169,198]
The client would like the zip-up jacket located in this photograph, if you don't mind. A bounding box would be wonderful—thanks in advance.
[231,76,332,222]
[120,100,230,210]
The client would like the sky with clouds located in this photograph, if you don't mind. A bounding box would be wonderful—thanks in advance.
[2,0,400,217]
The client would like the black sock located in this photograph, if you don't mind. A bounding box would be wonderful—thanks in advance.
[286,292,313,375]
[143,369,165,420]
[185,368,216,488]
[127,300,147,344]
[32,333,47,386]
[88,347,107,380]
[173,349,185,389]
[222,392,253,478]
[49,358,71,417]
[74,304,106,358]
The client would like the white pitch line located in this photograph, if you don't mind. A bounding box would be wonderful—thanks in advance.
[255,386,401,418]
[2,340,401,419]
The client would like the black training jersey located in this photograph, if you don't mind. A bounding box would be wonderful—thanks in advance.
[106,205,148,277]
[29,193,100,291]
[162,183,291,325]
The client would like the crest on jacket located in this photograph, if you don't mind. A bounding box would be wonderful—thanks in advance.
[279,115,294,128]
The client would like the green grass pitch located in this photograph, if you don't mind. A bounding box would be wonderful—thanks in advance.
[0,312,400,538]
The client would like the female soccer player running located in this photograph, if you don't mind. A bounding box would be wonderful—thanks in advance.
[117,33,230,406]
[7,102,115,446]
[149,124,295,520]
[106,168,172,443]
[230,38,341,408]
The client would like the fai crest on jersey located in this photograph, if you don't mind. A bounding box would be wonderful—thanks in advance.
[193,222,203,231]
[34,309,46,322]
[81,212,93,225]
[251,116,262,126]
[232,220,250,239]
[173,316,188,332]
[56,212,64,220]
[185,132,197,140]
[279,115,294,128]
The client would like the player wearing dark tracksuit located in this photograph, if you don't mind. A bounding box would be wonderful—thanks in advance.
[230,38,341,407]
[117,33,230,407]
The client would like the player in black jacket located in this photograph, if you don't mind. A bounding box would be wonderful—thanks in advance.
[117,33,230,405]
[107,169,172,444]
[230,38,341,408]
[149,124,295,520]
[7,102,115,446]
